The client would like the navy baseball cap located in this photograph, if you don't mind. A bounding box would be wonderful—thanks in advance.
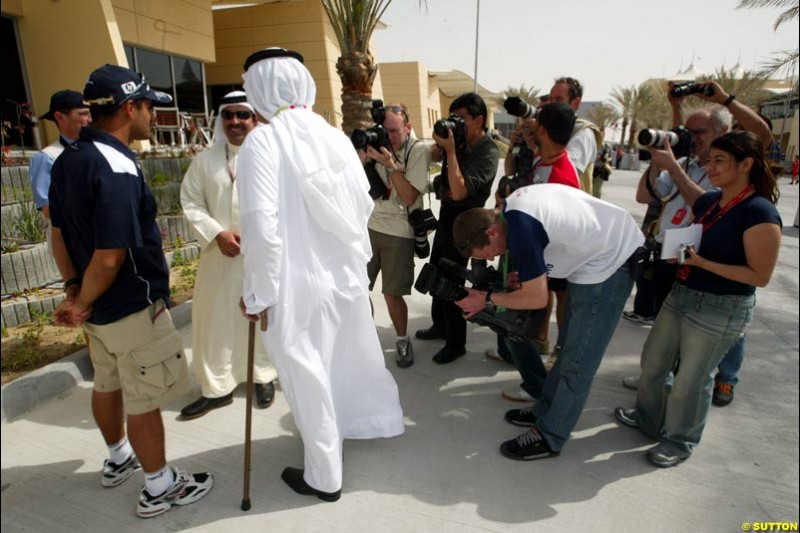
[40,90,89,121]
[84,64,173,107]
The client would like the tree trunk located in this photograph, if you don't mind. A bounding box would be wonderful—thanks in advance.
[628,116,638,150]
[336,51,378,135]
[620,117,629,149]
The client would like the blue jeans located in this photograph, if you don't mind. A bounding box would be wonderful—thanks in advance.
[533,265,634,451]
[636,284,754,455]
[716,335,746,386]
[501,334,548,399]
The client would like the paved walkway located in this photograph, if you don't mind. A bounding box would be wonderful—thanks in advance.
[2,170,798,532]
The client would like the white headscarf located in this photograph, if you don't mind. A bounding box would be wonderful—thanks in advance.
[241,50,373,262]
[213,90,256,146]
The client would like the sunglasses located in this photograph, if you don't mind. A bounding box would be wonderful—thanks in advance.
[222,109,254,120]
[385,106,409,122]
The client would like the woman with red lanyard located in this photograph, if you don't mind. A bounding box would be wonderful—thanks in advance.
[614,131,782,468]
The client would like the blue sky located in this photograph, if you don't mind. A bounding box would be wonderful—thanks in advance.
[373,0,799,101]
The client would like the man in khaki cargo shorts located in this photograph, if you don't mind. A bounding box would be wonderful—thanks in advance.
[49,64,213,519]
[360,103,430,369]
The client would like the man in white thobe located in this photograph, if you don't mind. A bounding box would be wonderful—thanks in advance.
[237,48,404,502]
[179,91,277,420]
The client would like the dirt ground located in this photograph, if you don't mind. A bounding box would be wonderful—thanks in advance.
[0,260,197,385]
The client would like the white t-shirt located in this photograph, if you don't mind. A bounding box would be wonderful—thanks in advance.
[566,127,597,173]
[504,184,644,284]
[653,157,712,242]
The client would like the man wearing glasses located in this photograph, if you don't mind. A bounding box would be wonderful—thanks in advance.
[179,91,278,418]
[360,103,430,368]
[49,65,213,518]
[28,90,91,245]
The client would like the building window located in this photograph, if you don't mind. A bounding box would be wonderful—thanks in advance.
[124,45,135,70]
[136,48,174,101]
[174,57,204,113]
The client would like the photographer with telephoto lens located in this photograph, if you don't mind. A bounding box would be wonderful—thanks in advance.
[622,80,773,407]
[357,103,431,369]
[415,92,499,365]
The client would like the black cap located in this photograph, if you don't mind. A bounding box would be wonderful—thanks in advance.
[40,90,89,121]
[243,48,304,72]
[84,64,173,108]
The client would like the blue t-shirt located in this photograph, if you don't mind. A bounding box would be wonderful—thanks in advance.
[681,190,782,296]
[49,128,169,325]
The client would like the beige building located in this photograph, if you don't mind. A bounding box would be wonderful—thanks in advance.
[2,0,499,148]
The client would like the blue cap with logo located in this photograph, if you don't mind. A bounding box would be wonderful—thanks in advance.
[40,90,89,121]
[84,64,173,107]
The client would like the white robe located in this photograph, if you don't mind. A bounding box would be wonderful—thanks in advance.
[180,142,277,398]
[237,112,405,493]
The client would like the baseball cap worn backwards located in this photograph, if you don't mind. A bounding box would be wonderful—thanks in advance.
[40,90,89,121]
[84,64,173,107]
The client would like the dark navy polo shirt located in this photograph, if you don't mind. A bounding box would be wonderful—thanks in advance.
[681,190,782,296]
[503,207,550,283]
[49,127,169,325]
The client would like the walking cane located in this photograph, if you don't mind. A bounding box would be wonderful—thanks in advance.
[241,320,256,511]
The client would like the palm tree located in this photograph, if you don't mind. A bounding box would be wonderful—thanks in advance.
[700,67,770,107]
[498,84,540,110]
[627,85,656,148]
[586,103,621,135]
[321,0,392,134]
[736,0,799,86]
[610,86,634,148]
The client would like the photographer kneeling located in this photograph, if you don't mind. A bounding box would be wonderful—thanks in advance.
[453,184,643,460]
[360,104,430,368]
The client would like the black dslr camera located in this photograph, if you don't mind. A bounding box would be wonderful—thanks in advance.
[670,81,715,99]
[414,258,545,342]
[637,125,693,159]
[432,114,469,199]
[351,99,392,152]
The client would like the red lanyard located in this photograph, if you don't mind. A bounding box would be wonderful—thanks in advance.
[676,185,754,281]
[225,144,235,183]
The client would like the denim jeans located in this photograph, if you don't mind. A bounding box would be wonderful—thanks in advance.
[716,335,746,386]
[501,334,548,400]
[533,265,634,451]
[636,284,754,455]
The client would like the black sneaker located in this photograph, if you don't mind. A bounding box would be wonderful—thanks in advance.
[505,406,537,427]
[396,339,414,368]
[136,468,213,519]
[500,427,560,461]
[647,442,691,468]
[432,346,466,364]
[712,382,734,407]
[101,453,140,488]
[614,407,640,429]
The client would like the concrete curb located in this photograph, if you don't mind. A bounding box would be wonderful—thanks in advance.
[0,299,193,423]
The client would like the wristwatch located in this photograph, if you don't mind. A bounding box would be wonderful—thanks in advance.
[723,94,736,107]
[485,291,496,311]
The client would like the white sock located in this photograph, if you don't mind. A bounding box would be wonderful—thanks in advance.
[397,335,409,344]
[144,465,175,496]
[108,437,133,465]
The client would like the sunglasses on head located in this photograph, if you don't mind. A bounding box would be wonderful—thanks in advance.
[222,109,254,120]
[385,106,409,121]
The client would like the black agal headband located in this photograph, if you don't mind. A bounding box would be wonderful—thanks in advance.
[243,48,305,72]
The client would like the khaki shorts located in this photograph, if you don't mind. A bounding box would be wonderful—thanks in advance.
[83,300,188,415]
[367,228,415,296]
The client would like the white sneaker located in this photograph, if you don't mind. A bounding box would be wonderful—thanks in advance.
[136,468,213,519]
[502,386,534,402]
[101,453,140,488]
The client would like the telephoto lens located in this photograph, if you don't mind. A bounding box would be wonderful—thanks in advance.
[670,81,715,99]
[637,129,680,148]
[503,96,537,119]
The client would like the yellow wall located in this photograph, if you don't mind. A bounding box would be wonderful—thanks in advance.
[112,0,214,62]
[13,0,127,145]
[208,0,384,129]
[208,1,338,125]
[0,0,24,17]
[380,61,441,139]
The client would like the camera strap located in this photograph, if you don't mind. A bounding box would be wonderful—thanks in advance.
[676,185,754,281]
